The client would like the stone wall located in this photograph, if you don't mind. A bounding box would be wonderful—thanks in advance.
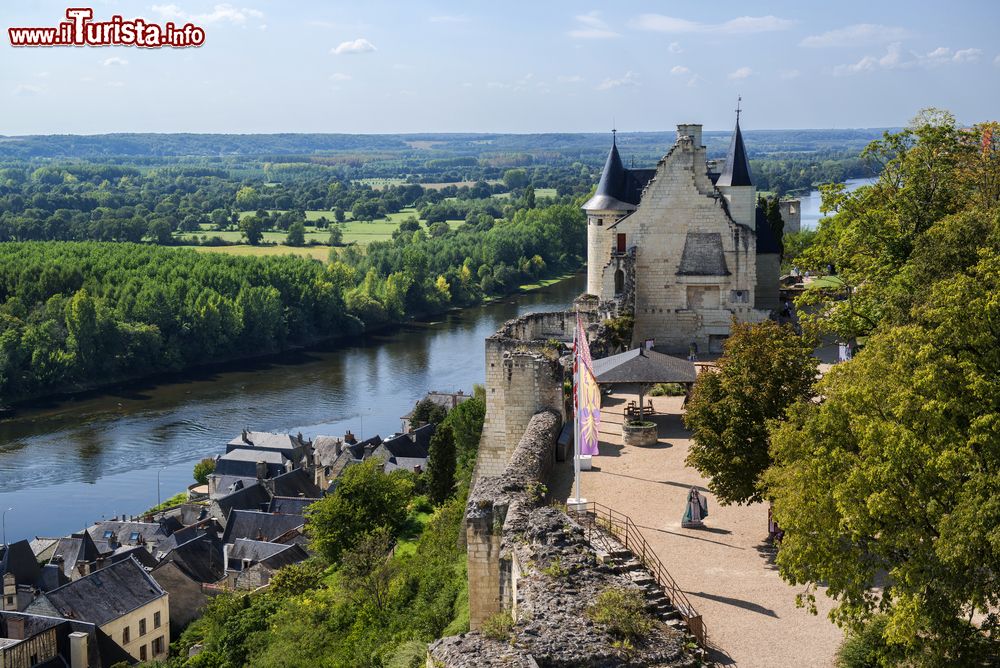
[438,406,697,667]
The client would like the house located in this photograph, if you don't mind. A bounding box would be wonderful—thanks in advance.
[1,541,41,611]
[26,557,169,663]
[0,611,133,668]
[27,538,59,563]
[207,448,291,498]
[151,534,225,634]
[225,430,312,468]
[313,435,380,490]
[399,390,472,432]
[221,511,305,545]
[87,520,174,557]
[48,532,106,581]
[207,481,272,528]
[267,496,319,516]
[222,540,309,591]
[583,116,780,354]
[371,425,434,474]
[269,468,323,498]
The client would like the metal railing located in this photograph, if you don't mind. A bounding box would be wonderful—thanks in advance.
[565,500,708,649]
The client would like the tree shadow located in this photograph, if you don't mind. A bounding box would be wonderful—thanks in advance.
[755,539,779,571]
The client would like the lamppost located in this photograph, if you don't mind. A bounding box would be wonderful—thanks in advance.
[2,507,12,547]
[359,408,373,441]
[156,467,166,508]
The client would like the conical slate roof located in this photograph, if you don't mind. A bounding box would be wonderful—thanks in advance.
[716,119,753,188]
[582,134,656,211]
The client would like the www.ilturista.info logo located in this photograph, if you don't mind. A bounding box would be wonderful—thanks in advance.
[9,8,205,48]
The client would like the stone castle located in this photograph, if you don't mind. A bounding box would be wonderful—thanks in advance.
[584,116,781,353]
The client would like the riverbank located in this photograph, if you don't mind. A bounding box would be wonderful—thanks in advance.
[3,268,585,417]
[0,273,586,543]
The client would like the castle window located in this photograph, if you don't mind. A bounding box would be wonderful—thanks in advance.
[614,270,624,295]
[730,290,749,304]
[616,234,626,254]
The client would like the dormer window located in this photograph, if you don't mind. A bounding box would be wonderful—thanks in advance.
[129,531,141,542]
[103,530,114,539]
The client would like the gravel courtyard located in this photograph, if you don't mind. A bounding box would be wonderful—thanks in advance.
[552,390,844,667]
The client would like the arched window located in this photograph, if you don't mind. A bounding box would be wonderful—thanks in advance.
[614,269,625,295]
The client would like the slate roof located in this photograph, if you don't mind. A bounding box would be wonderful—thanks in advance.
[755,205,781,254]
[716,118,753,187]
[379,430,432,460]
[677,232,731,276]
[582,136,656,211]
[226,431,309,454]
[155,534,225,584]
[271,468,323,498]
[214,448,289,479]
[592,348,697,384]
[108,545,158,569]
[213,480,272,519]
[221,510,305,545]
[384,456,428,473]
[49,532,105,579]
[29,538,59,561]
[268,496,319,515]
[228,539,292,563]
[312,435,344,467]
[32,557,165,627]
[0,540,42,586]
[87,521,171,551]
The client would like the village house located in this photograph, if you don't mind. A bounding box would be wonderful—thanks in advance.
[0,610,133,668]
[399,390,472,432]
[151,533,225,634]
[26,557,169,663]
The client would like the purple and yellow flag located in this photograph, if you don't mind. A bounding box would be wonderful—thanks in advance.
[574,315,601,456]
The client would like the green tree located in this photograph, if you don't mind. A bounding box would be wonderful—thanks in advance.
[285,221,306,246]
[764,249,1000,665]
[766,197,784,256]
[684,320,816,505]
[305,458,413,563]
[426,423,456,504]
[327,224,343,246]
[239,215,264,245]
[503,168,529,190]
[193,457,216,485]
[235,185,260,211]
[147,218,173,245]
[339,526,396,611]
[411,397,447,426]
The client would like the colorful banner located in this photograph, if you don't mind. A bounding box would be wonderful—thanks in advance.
[575,315,601,456]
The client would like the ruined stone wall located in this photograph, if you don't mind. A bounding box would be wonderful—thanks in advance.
[466,410,561,628]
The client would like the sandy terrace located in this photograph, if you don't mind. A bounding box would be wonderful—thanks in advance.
[551,390,844,667]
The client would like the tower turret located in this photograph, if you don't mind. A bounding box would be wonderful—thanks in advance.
[715,100,756,229]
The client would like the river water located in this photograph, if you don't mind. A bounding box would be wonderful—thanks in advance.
[0,274,586,543]
[797,177,877,230]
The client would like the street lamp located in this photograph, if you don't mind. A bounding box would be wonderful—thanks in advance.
[359,408,372,441]
[156,467,167,508]
[2,507,12,547]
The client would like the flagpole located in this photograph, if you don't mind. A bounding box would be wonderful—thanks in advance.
[572,309,584,508]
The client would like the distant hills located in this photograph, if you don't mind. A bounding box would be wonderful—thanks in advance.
[0,129,897,161]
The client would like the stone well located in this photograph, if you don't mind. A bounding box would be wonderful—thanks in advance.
[622,420,657,447]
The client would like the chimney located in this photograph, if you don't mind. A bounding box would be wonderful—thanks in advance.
[241,429,251,445]
[344,430,356,445]
[676,123,703,148]
[7,616,25,640]
[335,438,343,456]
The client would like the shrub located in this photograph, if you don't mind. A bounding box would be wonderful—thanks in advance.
[481,612,514,641]
[193,457,216,485]
[586,587,654,641]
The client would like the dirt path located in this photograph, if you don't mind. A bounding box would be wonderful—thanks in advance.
[552,391,844,667]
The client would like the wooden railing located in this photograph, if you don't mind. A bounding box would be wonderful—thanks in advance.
[565,500,708,649]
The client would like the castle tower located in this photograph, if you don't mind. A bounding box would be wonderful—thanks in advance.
[715,107,756,229]
[582,131,647,297]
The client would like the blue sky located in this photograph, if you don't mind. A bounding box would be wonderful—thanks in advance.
[2,1,998,134]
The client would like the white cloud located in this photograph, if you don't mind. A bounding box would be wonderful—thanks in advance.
[800,24,912,48]
[668,41,683,53]
[670,65,690,75]
[151,4,263,25]
[331,38,376,55]
[569,11,619,39]
[729,66,753,79]
[557,74,584,83]
[686,75,705,88]
[779,69,801,80]
[429,15,469,23]
[13,84,43,96]
[631,14,794,34]
[330,72,352,81]
[952,48,982,63]
[596,71,639,90]
[102,56,128,67]
[833,43,983,75]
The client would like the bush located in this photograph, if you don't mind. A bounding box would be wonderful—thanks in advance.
[481,612,514,641]
[586,587,654,641]
[193,457,216,485]
[649,383,687,397]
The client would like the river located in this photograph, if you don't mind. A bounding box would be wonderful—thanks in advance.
[0,274,586,544]
[797,177,877,230]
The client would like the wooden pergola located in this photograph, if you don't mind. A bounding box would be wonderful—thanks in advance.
[591,348,697,421]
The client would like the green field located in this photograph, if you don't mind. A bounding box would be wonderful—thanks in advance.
[177,206,466,256]
[493,187,557,200]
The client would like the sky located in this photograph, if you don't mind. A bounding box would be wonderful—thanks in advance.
[1,0,998,134]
